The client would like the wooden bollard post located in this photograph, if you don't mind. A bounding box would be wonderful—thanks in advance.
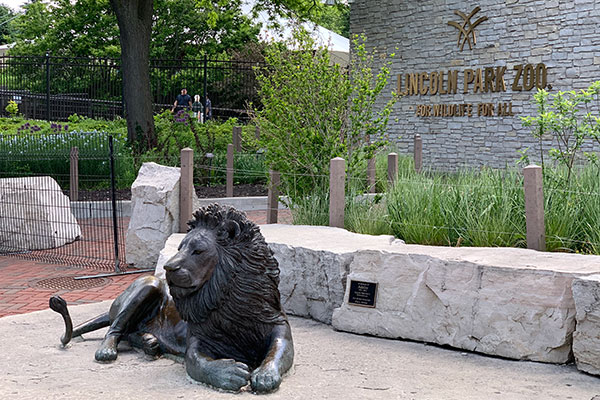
[255,125,260,141]
[69,147,78,201]
[388,152,398,185]
[367,157,376,193]
[523,165,545,251]
[414,134,422,173]
[179,147,194,233]
[329,157,345,228]
[233,126,242,151]
[226,144,234,197]
[267,170,280,224]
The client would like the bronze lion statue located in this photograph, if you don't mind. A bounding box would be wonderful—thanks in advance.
[49,204,294,393]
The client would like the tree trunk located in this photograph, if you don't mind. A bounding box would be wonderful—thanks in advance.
[109,0,156,151]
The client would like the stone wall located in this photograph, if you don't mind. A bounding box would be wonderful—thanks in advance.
[351,0,600,169]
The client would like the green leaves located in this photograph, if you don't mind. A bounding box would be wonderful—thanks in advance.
[253,28,395,205]
[522,82,600,184]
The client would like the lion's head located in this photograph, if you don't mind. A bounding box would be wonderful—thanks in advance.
[163,204,285,328]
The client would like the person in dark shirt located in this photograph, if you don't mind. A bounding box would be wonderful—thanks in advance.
[172,88,192,113]
[204,96,212,121]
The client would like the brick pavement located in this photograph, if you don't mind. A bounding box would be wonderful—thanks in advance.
[0,209,292,318]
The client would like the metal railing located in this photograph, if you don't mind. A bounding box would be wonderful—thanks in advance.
[0,132,128,271]
[0,54,265,121]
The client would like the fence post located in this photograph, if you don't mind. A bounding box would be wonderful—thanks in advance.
[69,147,78,201]
[267,170,280,224]
[367,157,376,193]
[233,126,242,151]
[255,125,260,141]
[179,147,194,233]
[388,152,398,185]
[329,157,345,228]
[523,164,545,251]
[226,144,234,197]
[45,52,50,121]
[414,134,422,173]
[202,54,207,123]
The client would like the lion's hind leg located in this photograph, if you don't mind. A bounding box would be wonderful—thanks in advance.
[95,276,166,362]
[127,332,160,357]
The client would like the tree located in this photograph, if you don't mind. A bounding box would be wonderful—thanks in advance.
[109,0,155,148]
[253,29,396,203]
[0,4,16,45]
[11,0,120,57]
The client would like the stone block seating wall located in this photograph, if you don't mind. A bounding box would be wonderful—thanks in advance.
[125,162,201,269]
[0,176,81,251]
[157,224,600,376]
[572,275,600,375]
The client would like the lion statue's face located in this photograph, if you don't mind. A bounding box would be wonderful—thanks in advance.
[163,227,219,299]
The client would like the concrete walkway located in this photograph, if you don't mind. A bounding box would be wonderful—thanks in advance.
[2,301,600,400]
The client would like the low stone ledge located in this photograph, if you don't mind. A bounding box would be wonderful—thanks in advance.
[572,274,600,376]
[155,224,600,366]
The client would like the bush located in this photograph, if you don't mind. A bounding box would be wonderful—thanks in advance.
[253,28,396,205]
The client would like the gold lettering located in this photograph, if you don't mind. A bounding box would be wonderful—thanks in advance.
[439,71,447,95]
[433,104,442,117]
[464,69,474,93]
[448,70,458,94]
[484,67,495,92]
[398,74,408,96]
[429,72,438,95]
[512,64,523,91]
[473,69,484,93]
[419,72,429,95]
[409,73,419,95]
[466,103,473,117]
[536,63,547,89]
[495,66,507,92]
[523,64,535,90]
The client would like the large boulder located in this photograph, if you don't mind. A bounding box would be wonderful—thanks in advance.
[126,162,199,269]
[155,224,600,365]
[572,274,600,376]
[0,176,81,251]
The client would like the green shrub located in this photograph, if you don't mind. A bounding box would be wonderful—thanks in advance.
[253,29,395,205]
[5,100,18,117]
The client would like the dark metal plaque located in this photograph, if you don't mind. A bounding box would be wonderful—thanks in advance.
[348,280,378,308]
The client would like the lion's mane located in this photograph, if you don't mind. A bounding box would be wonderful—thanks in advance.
[172,204,287,368]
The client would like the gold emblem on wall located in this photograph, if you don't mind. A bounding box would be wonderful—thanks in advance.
[448,6,488,51]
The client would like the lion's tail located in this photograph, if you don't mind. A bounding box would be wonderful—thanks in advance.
[49,295,110,346]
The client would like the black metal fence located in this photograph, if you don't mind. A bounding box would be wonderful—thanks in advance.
[0,131,128,271]
[0,55,264,121]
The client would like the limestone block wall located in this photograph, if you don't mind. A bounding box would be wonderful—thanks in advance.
[351,0,600,169]
[157,225,600,373]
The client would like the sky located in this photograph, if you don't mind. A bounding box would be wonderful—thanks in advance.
[1,0,26,11]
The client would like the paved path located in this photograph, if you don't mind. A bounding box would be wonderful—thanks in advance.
[0,210,292,318]
[2,302,600,400]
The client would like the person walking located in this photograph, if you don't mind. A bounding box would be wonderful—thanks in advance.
[192,95,203,122]
[172,88,192,113]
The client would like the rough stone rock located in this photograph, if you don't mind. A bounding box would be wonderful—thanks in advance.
[332,251,578,364]
[126,162,199,269]
[0,176,81,251]
[155,233,185,280]
[572,274,600,376]
[154,224,600,364]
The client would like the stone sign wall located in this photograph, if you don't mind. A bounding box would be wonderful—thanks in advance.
[351,0,600,169]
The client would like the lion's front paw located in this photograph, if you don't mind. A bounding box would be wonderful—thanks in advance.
[95,335,118,362]
[141,333,160,357]
[190,358,250,392]
[251,363,282,393]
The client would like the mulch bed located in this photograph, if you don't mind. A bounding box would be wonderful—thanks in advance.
[73,184,268,201]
